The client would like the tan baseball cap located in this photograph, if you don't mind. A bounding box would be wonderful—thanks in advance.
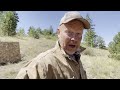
[59,11,90,29]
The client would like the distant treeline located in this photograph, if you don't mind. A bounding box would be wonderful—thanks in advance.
[17,25,56,39]
[0,11,56,39]
[83,14,120,60]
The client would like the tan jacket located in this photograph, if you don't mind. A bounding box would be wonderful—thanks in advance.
[15,41,87,79]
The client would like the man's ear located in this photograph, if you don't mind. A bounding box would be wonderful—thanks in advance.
[57,29,60,35]
[57,29,60,38]
[57,25,60,34]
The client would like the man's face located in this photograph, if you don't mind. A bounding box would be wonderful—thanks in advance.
[57,20,84,55]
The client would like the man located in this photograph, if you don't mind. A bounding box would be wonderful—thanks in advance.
[16,11,90,79]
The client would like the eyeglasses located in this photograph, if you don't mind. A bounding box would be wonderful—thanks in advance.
[65,30,82,39]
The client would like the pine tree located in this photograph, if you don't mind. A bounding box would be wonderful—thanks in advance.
[36,27,42,37]
[108,32,120,60]
[49,25,53,35]
[83,13,96,47]
[27,26,36,37]
[0,11,19,36]
[17,28,25,36]
[95,36,106,49]
[27,26,39,39]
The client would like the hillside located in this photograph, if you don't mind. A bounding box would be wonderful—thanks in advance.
[0,36,56,79]
[81,47,120,79]
[0,36,120,79]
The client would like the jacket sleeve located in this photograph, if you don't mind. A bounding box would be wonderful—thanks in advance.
[15,67,29,79]
[15,58,55,79]
[15,59,42,79]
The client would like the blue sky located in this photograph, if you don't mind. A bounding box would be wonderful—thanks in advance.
[16,11,120,47]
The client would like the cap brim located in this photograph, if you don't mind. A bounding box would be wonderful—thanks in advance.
[63,18,90,29]
[78,18,90,29]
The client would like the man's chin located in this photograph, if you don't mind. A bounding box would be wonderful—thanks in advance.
[65,50,76,55]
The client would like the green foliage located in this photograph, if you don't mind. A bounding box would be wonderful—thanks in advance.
[83,13,106,49]
[0,11,19,36]
[49,25,53,35]
[27,25,54,39]
[27,26,39,39]
[28,26,35,37]
[84,30,96,47]
[94,35,106,49]
[108,32,120,60]
[17,28,25,36]
[42,29,50,35]
[42,25,53,35]
[83,13,97,47]
[36,27,42,35]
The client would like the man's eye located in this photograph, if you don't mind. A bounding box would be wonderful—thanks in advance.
[76,33,80,36]
[76,33,82,37]
[76,33,80,35]
[68,32,72,34]
[66,31,72,35]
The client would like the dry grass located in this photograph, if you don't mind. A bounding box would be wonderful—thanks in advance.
[0,36,56,79]
[81,47,120,79]
[0,36,120,79]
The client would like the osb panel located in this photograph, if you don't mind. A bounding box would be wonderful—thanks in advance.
[0,42,21,64]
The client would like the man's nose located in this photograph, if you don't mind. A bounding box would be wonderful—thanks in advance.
[71,34,77,41]
[71,37,75,41]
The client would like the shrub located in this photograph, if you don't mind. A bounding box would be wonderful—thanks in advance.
[108,32,120,60]
[81,47,96,56]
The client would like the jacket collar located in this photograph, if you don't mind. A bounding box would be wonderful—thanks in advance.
[55,41,86,62]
